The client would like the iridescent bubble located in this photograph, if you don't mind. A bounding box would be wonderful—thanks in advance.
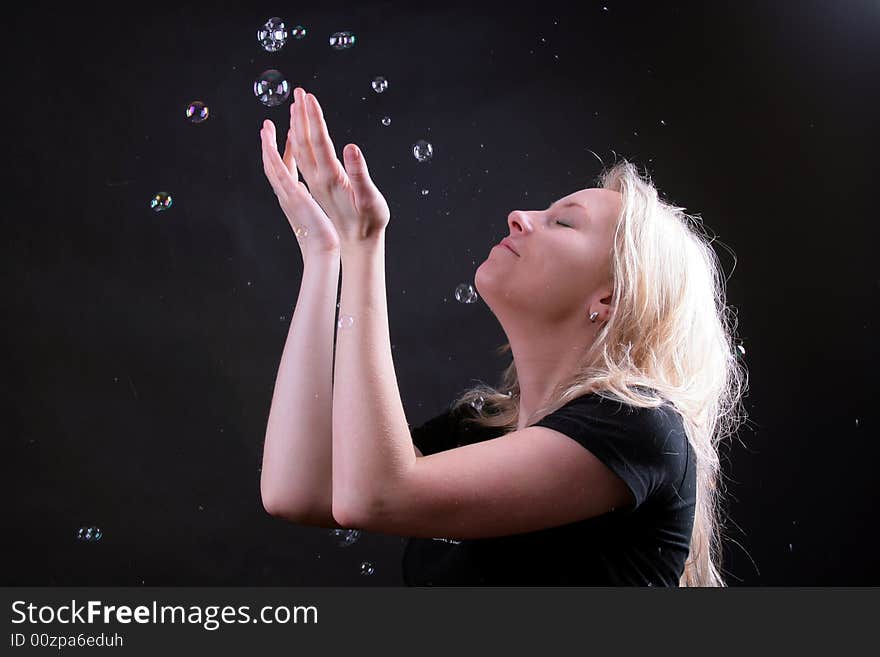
[254,69,291,107]
[293,225,309,238]
[381,116,391,126]
[421,189,429,196]
[454,283,478,304]
[292,25,307,39]
[75,526,103,542]
[359,561,375,576]
[470,395,485,412]
[185,101,209,124]
[150,192,172,212]
[412,139,433,162]
[329,31,356,50]
[371,76,388,93]
[258,17,288,52]
[337,315,354,329]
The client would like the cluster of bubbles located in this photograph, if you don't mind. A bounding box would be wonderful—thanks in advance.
[75,526,103,542]
[257,17,307,52]
[329,528,361,547]
[156,18,435,209]
[327,529,374,576]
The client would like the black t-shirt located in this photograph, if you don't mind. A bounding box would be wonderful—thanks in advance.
[401,392,696,586]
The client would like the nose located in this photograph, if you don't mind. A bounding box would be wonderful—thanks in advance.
[507,210,530,234]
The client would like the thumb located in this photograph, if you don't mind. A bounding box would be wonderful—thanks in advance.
[343,144,378,202]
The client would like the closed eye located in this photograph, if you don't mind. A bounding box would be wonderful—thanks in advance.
[556,220,572,227]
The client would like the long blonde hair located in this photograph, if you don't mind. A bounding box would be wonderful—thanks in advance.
[451,159,749,586]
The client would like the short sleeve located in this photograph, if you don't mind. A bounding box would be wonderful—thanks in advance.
[532,394,685,512]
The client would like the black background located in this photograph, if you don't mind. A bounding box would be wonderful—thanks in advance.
[3,0,878,585]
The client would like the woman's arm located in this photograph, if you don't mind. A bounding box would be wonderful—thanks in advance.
[331,238,417,524]
[260,252,344,528]
[257,116,345,528]
[281,87,414,524]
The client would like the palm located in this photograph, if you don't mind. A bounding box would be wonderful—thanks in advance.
[260,119,341,256]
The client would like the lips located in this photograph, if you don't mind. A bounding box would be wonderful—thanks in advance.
[500,238,520,256]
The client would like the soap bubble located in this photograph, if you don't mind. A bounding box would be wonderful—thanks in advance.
[75,526,103,542]
[337,315,354,329]
[412,139,433,162]
[454,283,478,304]
[360,561,375,576]
[470,395,485,412]
[381,116,391,126]
[292,25,307,39]
[329,528,361,547]
[329,31,356,50]
[258,17,288,52]
[421,189,429,196]
[150,192,173,212]
[254,69,291,107]
[185,101,209,123]
[371,76,388,93]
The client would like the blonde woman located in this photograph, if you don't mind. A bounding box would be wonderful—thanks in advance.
[259,87,747,586]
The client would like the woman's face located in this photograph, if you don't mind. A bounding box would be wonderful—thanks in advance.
[474,188,622,322]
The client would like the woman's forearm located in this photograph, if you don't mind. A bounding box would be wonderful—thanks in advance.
[261,252,342,524]
[331,237,417,523]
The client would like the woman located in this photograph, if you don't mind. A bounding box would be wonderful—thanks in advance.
[259,87,748,586]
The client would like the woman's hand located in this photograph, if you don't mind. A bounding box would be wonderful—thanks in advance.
[288,87,391,247]
[260,118,341,259]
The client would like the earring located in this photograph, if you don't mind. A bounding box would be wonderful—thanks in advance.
[589,311,599,323]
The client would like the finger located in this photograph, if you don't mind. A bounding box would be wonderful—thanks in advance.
[292,88,318,174]
[306,92,344,181]
[281,128,299,179]
[260,120,290,201]
[342,143,378,207]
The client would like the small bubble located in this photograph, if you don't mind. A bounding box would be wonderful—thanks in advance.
[337,315,354,329]
[185,101,209,124]
[371,76,388,93]
[360,561,375,576]
[412,139,433,162]
[254,69,291,107]
[421,188,429,196]
[454,283,478,304]
[257,17,288,52]
[329,31,356,50]
[329,528,361,547]
[149,192,172,212]
[381,116,391,126]
[291,25,307,39]
[75,526,103,542]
